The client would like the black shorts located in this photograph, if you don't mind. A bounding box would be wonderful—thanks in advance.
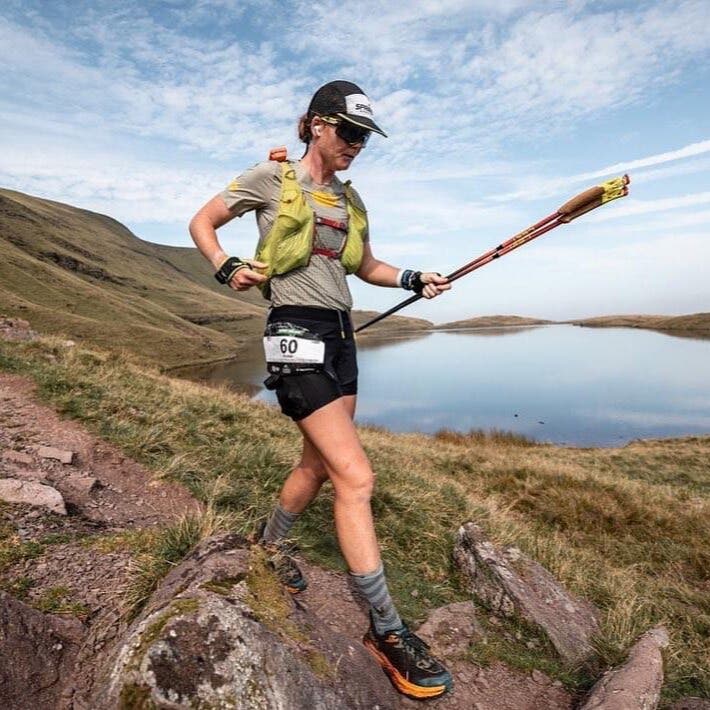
[266,305,358,421]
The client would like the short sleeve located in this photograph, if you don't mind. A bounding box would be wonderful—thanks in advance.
[219,161,281,217]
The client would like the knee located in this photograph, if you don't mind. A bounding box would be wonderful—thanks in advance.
[334,470,375,504]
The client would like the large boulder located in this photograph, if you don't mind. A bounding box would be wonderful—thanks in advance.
[453,522,600,664]
[0,592,85,709]
[89,534,399,709]
[579,626,669,710]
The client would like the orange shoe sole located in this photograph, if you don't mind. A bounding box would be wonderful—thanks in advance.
[363,637,449,699]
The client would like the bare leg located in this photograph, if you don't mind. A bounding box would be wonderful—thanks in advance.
[295,396,380,574]
[278,395,357,513]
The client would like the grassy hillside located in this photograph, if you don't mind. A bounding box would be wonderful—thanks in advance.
[0,188,265,367]
[0,334,707,705]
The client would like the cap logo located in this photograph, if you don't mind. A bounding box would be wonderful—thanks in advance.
[345,93,373,117]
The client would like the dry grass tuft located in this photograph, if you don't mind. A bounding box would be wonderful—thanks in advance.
[121,506,234,620]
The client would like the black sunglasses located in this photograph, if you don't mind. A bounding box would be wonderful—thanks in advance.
[321,116,371,147]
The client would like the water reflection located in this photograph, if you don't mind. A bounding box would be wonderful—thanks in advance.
[175,325,710,446]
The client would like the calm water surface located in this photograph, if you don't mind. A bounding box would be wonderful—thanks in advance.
[181,325,710,446]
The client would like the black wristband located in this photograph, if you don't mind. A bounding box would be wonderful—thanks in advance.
[401,269,421,292]
[215,257,248,285]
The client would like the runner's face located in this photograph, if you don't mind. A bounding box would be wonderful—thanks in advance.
[313,118,363,171]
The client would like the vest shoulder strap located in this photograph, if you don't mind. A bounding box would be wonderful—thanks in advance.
[278,160,300,203]
[342,180,366,214]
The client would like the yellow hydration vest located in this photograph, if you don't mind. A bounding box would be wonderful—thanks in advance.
[255,161,367,297]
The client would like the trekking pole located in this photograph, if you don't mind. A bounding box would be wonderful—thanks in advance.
[355,174,630,334]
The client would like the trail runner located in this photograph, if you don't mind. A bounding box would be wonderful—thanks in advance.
[189,80,453,700]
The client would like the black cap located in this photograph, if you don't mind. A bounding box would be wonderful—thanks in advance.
[307,80,387,137]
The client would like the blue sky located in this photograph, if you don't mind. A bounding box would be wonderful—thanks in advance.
[1,0,708,322]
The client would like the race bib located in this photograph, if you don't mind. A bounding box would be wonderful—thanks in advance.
[263,334,325,364]
[263,322,325,368]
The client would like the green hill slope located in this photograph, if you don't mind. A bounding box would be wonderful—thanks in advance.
[0,188,266,366]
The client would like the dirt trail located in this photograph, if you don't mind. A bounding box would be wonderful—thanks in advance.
[0,367,574,709]
[0,373,201,527]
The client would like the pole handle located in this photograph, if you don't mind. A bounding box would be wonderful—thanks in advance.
[558,186,604,217]
[557,174,630,219]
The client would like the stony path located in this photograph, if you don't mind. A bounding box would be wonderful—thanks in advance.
[0,373,200,528]
[0,371,203,707]
[0,366,575,709]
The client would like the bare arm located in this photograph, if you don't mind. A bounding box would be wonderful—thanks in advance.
[355,241,400,287]
[188,196,267,291]
[355,242,450,299]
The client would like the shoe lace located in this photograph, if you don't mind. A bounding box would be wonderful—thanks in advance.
[398,628,435,668]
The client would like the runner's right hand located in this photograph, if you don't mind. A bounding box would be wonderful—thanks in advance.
[229,260,268,291]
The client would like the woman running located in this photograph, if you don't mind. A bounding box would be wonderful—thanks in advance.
[189,80,452,700]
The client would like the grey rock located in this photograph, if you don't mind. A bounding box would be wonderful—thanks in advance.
[0,478,67,515]
[531,669,550,685]
[454,522,600,664]
[580,626,669,710]
[416,600,484,659]
[0,317,37,341]
[37,445,75,464]
[60,475,100,503]
[88,534,398,710]
[0,592,85,709]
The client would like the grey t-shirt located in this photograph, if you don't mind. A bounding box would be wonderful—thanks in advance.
[219,160,369,311]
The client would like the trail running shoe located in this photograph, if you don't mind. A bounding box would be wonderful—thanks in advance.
[255,522,308,594]
[363,616,453,699]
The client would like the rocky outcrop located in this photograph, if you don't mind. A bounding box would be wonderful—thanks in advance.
[453,522,600,664]
[0,477,67,514]
[579,626,669,710]
[88,534,399,709]
[0,591,85,709]
[0,316,37,341]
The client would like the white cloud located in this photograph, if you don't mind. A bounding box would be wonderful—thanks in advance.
[592,192,710,221]
[1,1,709,318]
[492,140,710,203]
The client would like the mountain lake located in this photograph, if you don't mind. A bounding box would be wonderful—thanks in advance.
[178,324,710,446]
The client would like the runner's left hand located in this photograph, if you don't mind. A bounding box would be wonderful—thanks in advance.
[420,272,451,299]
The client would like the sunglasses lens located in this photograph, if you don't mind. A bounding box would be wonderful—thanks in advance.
[336,122,370,146]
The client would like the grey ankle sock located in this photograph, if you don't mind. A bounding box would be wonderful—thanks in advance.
[261,503,301,543]
[350,564,403,634]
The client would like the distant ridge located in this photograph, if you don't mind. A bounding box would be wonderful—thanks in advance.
[566,313,710,337]
[435,315,554,330]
